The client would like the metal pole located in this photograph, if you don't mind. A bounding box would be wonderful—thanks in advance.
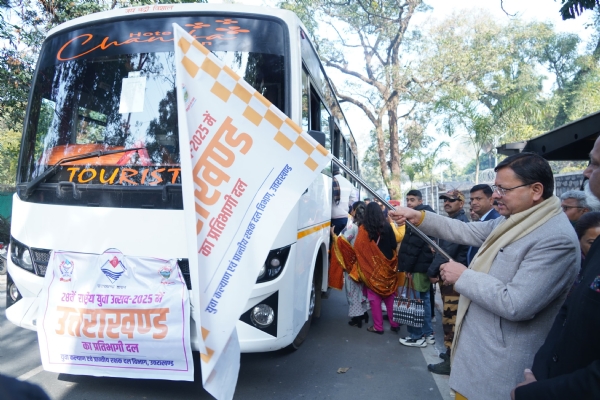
[331,157,452,261]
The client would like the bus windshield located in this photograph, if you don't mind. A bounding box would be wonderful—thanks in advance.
[18,15,287,208]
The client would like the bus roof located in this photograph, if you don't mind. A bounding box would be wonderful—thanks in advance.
[47,3,297,37]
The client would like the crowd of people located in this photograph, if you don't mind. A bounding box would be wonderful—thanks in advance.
[330,148,600,399]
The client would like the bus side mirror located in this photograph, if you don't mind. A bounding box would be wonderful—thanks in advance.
[308,130,326,148]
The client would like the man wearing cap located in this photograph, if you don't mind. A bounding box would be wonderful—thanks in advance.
[389,153,579,400]
[331,164,357,235]
[420,189,469,375]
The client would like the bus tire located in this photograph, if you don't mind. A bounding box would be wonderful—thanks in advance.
[288,259,321,351]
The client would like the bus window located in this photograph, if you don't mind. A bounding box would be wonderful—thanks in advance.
[309,88,320,131]
[332,126,340,159]
[339,136,346,166]
[20,15,287,198]
[301,69,309,132]
[75,106,108,144]
[346,145,352,169]
[320,102,330,150]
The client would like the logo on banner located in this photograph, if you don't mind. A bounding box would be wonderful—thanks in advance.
[159,264,176,285]
[182,84,196,112]
[59,259,74,282]
[101,256,127,283]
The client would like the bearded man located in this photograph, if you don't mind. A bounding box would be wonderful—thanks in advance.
[390,153,579,400]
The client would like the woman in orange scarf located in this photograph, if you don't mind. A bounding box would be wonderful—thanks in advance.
[330,202,370,327]
[357,202,401,334]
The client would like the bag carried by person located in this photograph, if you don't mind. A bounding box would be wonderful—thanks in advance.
[392,276,424,327]
[332,176,341,205]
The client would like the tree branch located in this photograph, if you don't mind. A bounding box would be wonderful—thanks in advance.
[325,59,387,93]
[330,80,378,126]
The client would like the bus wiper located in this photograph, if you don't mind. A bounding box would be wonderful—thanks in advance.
[20,147,144,198]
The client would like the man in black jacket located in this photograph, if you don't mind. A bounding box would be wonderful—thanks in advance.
[427,189,470,375]
[398,190,436,347]
[512,138,600,399]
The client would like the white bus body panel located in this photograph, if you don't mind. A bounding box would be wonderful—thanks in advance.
[7,4,336,353]
[7,174,331,352]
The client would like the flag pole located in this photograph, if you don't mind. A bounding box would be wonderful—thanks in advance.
[330,157,452,261]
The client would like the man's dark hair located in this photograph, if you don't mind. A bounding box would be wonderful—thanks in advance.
[575,211,600,240]
[363,202,385,241]
[470,184,493,197]
[406,189,423,199]
[494,152,554,199]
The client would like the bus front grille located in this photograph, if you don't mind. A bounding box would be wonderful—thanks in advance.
[31,248,50,277]
[177,259,192,290]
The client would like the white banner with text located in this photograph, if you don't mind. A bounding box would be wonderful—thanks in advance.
[37,249,193,381]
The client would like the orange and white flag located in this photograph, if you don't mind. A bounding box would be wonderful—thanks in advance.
[173,24,331,399]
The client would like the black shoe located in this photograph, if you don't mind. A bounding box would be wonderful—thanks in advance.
[390,326,400,333]
[348,316,362,328]
[428,359,451,375]
[439,352,449,361]
[363,311,369,324]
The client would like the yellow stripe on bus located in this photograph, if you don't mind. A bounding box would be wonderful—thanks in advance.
[297,221,331,239]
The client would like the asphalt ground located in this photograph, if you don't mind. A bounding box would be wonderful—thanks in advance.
[0,274,451,399]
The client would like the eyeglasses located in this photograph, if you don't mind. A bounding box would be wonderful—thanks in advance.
[562,205,585,212]
[443,198,459,203]
[491,183,532,196]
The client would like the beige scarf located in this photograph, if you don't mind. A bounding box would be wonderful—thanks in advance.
[451,195,562,361]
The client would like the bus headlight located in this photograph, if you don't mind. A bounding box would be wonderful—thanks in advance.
[250,304,274,328]
[257,264,266,280]
[10,238,35,273]
[9,282,20,302]
[20,249,34,272]
[256,245,291,283]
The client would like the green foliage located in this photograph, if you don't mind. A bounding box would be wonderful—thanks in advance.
[549,160,588,173]
[560,0,600,19]
[0,124,23,185]
[462,154,495,176]
[418,11,600,179]
[361,130,387,190]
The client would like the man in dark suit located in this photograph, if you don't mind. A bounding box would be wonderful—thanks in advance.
[512,138,600,399]
[466,184,501,265]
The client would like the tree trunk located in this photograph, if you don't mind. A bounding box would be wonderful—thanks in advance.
[430,177,435,212]
[387,99,402,199]
[474,150,481,184]
[375,122,389,189]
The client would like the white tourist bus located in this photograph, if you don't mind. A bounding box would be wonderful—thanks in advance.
[6,3,361,352]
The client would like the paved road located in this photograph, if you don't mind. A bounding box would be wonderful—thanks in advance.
[1,275,451,399]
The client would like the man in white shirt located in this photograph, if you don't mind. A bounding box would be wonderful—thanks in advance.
[331,164,357,235]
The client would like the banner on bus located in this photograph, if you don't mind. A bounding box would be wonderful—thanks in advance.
[37,249,193,381]
[173,24,332,400]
